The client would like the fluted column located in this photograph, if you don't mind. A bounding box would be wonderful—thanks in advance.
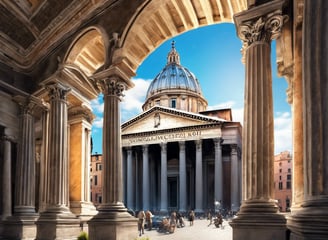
[230,1,287,239]
[44,83,72,212]
[230,145,239,212]
[287,1,328,239]
[14,100,37,216]
[88,74,136,240]
[36,82,80,240]
[214,138,223,206]
[195,140,203,213]
[179,141,187,212]
[2,135,12,219]
[142,145,150,210]
[126,147,134,209]
[160,142,168,212]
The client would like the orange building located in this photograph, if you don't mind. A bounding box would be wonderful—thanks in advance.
[274,151,292,212]
[90,153,103,206]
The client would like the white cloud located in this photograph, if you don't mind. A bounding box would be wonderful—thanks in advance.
[92,116,103,129]
[121,78,151,111]
[90,95,103,113]
[274,111,292,154]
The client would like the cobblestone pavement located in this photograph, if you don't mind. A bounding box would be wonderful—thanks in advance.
[136,218,232,240]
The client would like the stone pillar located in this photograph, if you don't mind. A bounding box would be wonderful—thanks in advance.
[195,140,203,213]
[287,1,328,239]
[160,142,168,213]
[38,104,49,213]
[230,145,239,212]
[88,75,137,240]
[179,141,187,212]
[230,1,287,239]
[142,145,150,210]
[214,138,223,207]
[126,147,134,209]
[1,135,12,220]
[2,98,40,239]
[68,108,97,223]
[36,82,80,240]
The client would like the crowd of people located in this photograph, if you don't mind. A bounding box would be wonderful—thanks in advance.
[136,209,226,236]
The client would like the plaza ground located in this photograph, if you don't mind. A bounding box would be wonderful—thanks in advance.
[136,218,232,240]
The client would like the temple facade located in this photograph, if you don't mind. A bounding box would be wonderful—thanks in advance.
[121,43,242,214]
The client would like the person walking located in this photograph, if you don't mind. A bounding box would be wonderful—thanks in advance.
[145,210,153,231]
[188,210,195,226]
[137,210,145,236]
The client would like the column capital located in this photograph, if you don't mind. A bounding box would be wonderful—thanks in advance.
[95,76,126,98]
[45,82,71,101]
[234,0,287,55]
[214,137,224,149]
[1,134,16,142]
[179,141,185,150]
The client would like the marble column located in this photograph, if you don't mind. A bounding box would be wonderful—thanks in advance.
[230,1,287,240]
[160,142,168,213]
[142,145,150,210]
[88,75,137,240]
[126,147,134,209]
[14,101,37,216]
[36,82,80,240]
[214,138,223,207]
[2,98,41,239]
[287,1,328,239]
[179,141,187,212]
[230,145,239,212]
[2,135,12,220]
[195,140,203,213]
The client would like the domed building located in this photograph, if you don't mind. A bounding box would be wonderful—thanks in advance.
[121,42,242,215]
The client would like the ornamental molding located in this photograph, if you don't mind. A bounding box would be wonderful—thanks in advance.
[44,82,71,101]
[234,0,287,48]
[96,77,126,98]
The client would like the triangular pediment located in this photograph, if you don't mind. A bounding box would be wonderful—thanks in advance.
[122,106,224,135]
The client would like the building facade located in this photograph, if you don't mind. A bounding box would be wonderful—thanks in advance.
[0,1,327,239]
[90,153,103,206]
[121,43,242,214]
[274,151,293,212]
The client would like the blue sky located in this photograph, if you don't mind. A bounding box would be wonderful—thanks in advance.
[91,23,292,155]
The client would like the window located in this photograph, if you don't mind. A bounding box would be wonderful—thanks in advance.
[286,181,291,189]
[287,174,291,180]
[279,169,282,173]
[170,98,176,108]
[279,176,282,181]
[279,182,283,190]
[96,163,102,171]
[94,175,98,186]
[95,155,99,161]
[288,168,291,173]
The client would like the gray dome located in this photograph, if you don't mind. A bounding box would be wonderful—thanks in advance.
[146,42,203,99]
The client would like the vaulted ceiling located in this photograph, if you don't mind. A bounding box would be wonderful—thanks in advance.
[0,0,247,92]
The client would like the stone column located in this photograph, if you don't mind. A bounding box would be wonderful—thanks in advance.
[126,147,134,209]
[68,108,97,222]
[160,142,168,213]
[2,98,42,239]
[142,145,150,210]
[195,140,203,213]
[36,83,80,240]
[1,135,12,219]
[214,138,223,207]
[230,145,239,212]
[287,1,328,239]
[230,1,287,240]
[179,141,187,212]
[88,75,137,240]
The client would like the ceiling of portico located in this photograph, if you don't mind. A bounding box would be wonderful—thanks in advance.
[0,0,247,79]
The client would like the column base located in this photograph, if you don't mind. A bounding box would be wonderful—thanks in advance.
[36,207,81,240]
[1,215,38,240]
[88,203,138,240]
[287,197,328,239]
[70,200,98,232]
[229,199,287,240]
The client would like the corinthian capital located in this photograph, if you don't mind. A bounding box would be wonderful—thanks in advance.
[234,0,287,48]
[46,83,71,101]
[96,77,126,98]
